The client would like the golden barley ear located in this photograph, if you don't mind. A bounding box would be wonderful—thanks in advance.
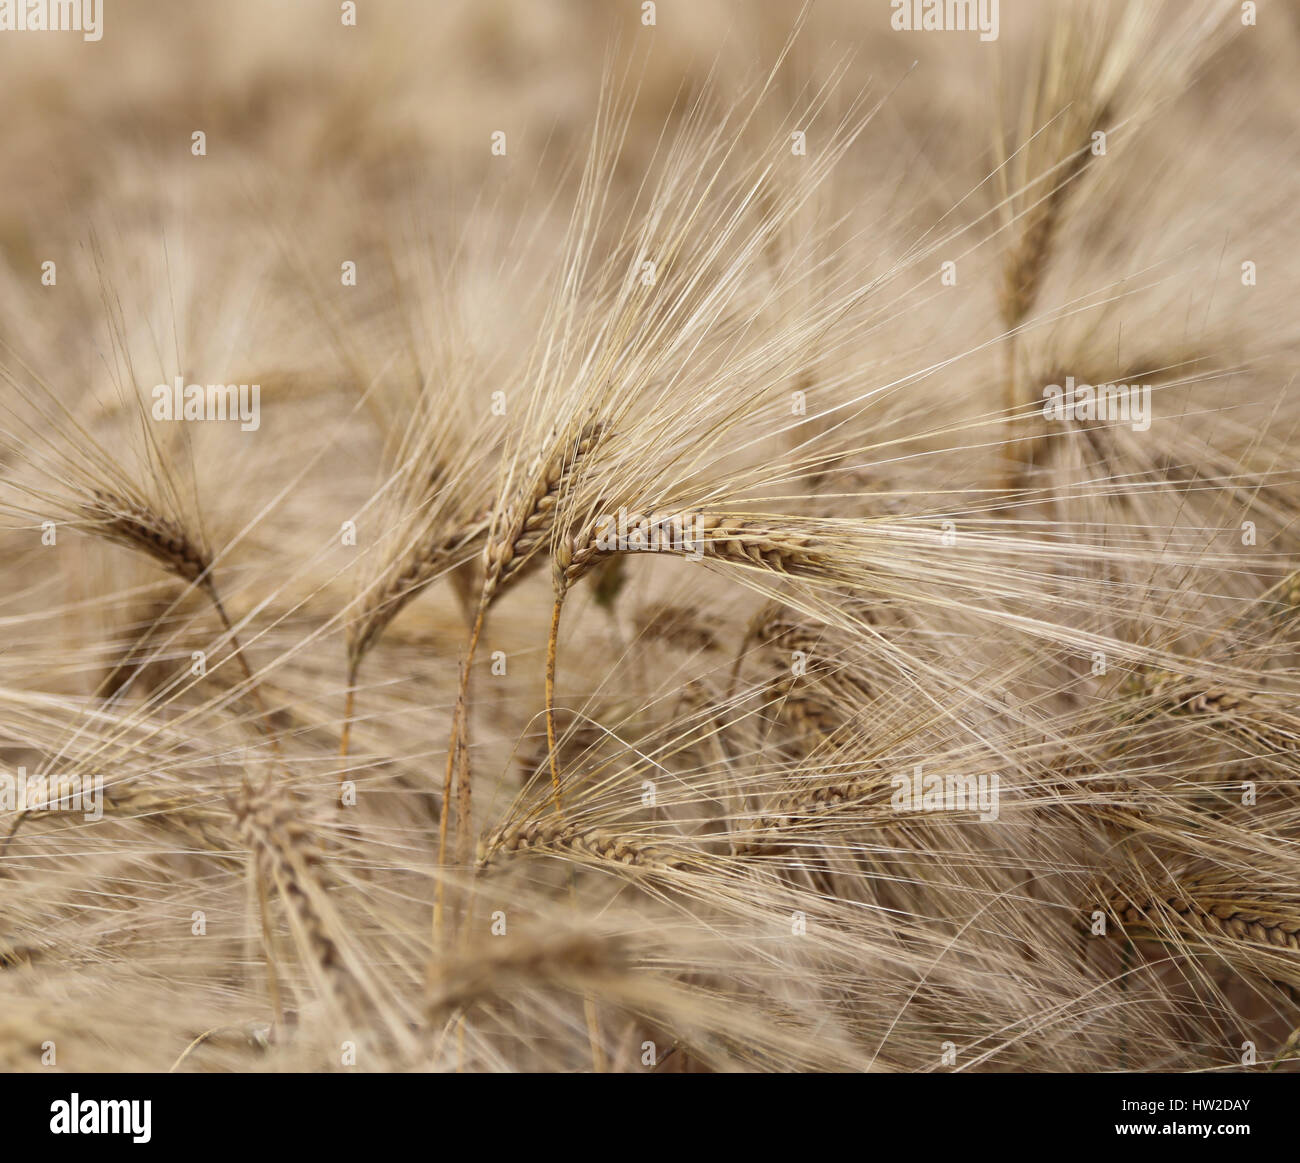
[555,511,834,594]
[78,487,284,754]
[1099,874,1300,988]
[478,818,693,876]
[481,418,611,605]
[82,488,214,590]
[232,778,413,1047]
[733,766,892,856]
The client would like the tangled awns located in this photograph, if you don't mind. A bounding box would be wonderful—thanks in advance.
[0,0,1297,1073]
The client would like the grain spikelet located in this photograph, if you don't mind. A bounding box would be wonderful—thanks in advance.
[479,818,694,875]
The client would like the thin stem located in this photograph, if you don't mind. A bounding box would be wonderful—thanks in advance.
[453,678,472,864]
[567,869,604,1070]
[208,584,283,759]
[1001,334,1025,494]
[339,672,357,761]
[433,600,487,948]
[252,856,286,1034]
[545,593,565,815]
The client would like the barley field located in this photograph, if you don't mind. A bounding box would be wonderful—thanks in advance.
[0,0,1298,1074]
